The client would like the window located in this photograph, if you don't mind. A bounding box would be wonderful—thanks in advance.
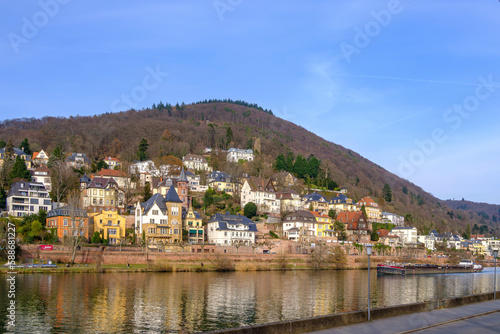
[150,218,154,224]
[80,220,85,227]
[30,198,39,204]
[63,219,68,226]
[99,199,103,205]
[152,210,158,215]
[106,199,109,205]
[44,199,51,205]
[93,199,96,205]
[174,229,178,234]
[107,220,112,226]
[108,229,117,235]
[93,190,97,195]
[160,219,167,224]
[63,230,68,236]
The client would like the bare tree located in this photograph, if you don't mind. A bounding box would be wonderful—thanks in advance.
[64,191,89,265]
[51,160,78,204]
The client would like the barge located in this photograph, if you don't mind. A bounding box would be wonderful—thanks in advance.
[377,260,483,276]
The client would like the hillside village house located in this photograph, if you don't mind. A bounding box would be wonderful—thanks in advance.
[302,192,328,214]
[182,154,211,172]
[65,152,91,169]
[272,172,298,188]
[46,206,91,240]
[377,229,400,247]
[81,177,123,212]
[30,166,52,192]
[7,181,52,217]
[93,169,131,189]
[337,211,370,243]
[0,147,32,168]
[277,189,302,213]
[135,185,183,245]
[103,156,122,169]
[207,212,257,246]
[282,210,317,242]
[310,211,332,237]
[182,207,204,244]
[357,196,382,222]
[153,168,190,210]
[329,194,356,213]
[184,169,200,188]
[241,177,280,215]
[226,148,254,162]
[32,149,49,166]
[391,227,418,246]
[382,212,405,227]
[207,171,235,195]
[90,210,127,244]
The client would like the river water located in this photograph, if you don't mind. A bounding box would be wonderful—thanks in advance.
[0,268,498,333]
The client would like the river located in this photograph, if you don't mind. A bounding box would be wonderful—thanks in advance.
[0,268,498,333]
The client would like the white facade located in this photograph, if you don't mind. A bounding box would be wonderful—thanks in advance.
[418,235,436,250]
[182,154,211,172]
[206,214,256,246]
[226,148,254,163]
[31,167,52,192]
[7,181,52,217]
[391,227,418,245]
[382,212,405,227]
[241,180,280,214]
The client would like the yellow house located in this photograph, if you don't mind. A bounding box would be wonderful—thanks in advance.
[182,207,204,244]
[472,242,487,255]
[208,171,235,196]
[357,196,382,222]
[310,211,332,237]
[329,194,357,213]
[90,210,127,244]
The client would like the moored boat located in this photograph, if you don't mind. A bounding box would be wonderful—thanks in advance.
[377,261,482,276]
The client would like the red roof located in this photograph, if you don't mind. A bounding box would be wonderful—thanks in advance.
[94,169,127,178]
[309,211,330,219]
[337,211,368,230]
[104,156,121,162]
[358,196,379,208]
[32,151,40,159]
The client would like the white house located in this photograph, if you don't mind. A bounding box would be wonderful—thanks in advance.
[382,212,405,227]
[7,181,52,217]
[282,210,317,241]
[207,213,257,246]
[240,177,280,215]
[182,154,211,172]
[226,148,254,163]
[31,166,52,192]
[391,227,418,246]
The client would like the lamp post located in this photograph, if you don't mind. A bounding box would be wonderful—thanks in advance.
[494,249,498,299]
[366,244,374,321]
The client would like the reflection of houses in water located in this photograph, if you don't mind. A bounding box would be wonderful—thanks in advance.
[89,282,128,333]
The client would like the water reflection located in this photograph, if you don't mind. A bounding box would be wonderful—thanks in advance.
[0,268,498,333]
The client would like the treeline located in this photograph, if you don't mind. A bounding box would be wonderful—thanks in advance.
[194,99,273,115]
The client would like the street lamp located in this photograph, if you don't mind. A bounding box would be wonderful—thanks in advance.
[366,244,374,321]
[493,249,498,300]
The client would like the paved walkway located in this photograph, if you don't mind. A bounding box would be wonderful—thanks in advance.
[307,299,500,334]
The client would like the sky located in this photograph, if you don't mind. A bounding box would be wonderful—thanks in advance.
[1,1,500,204]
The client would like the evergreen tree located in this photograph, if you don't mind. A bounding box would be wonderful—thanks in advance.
[0,187,6,209]
[383,183,392,202]
[225,127,233,148]
[19,138,32,155]
[462,224,471,240]
[246,138,253,149]
[285,151,294,171]
[293,154,308,179]
[0,140,5,149]
[274,153,286,171]
[143,182,152,201]
[307,154,321,179]
[10,156,31,181]
[402,186,408,194]
[137,138,149,161]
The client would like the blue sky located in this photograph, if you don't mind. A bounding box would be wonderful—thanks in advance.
[1,1,500,204]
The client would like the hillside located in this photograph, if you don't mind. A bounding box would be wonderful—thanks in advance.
[0,101,495,236]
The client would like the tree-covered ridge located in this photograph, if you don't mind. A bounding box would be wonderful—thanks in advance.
[194,99,273,115]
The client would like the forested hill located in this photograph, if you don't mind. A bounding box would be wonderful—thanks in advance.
[0,100,496,237]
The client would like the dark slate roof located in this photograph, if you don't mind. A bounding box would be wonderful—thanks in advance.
[283,210,317,223]
[208,170,231,182]
[178,168,188,182]
[65,152,91,163]
[208,213,257,232]
[142,193,168,215]
[0,147,31,160]
[303,192,326,202]
[330,194,351,204]
[185,170,196,176]
[86,177,117,189]
[8,181,47,197]
[164,185,182,203]
[182,210,202,220]
[80,174,91,183]
[47,206,88,218]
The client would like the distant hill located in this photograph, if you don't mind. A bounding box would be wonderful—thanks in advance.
[0,101,496,236]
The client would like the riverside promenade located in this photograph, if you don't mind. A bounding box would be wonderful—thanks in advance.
[207,294,500,334]
[307,299,500,334]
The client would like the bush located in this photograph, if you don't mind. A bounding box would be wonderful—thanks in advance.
[91,232,102,244]
[209,253,235,271]
[243,202,257,219]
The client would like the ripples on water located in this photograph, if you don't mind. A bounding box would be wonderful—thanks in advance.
[0,268,498,333]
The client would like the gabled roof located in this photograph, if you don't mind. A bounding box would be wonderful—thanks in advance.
[142,193,168,215]
[0,147,31,159]
[80,174,91,183]
[86,177,117,189]
[303,192,326,202]
[183,154,207,163]
[182,210,202,220]
[65,152,91,163]
[283,210,316,223]
[357,196,379,208]
[164,185,182,203]
[245,177,275,193]
[337,211,366,227]
[309,211,330,219]
[103,156,121,162]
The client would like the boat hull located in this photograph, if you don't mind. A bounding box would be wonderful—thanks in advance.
[377,264,482,275]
